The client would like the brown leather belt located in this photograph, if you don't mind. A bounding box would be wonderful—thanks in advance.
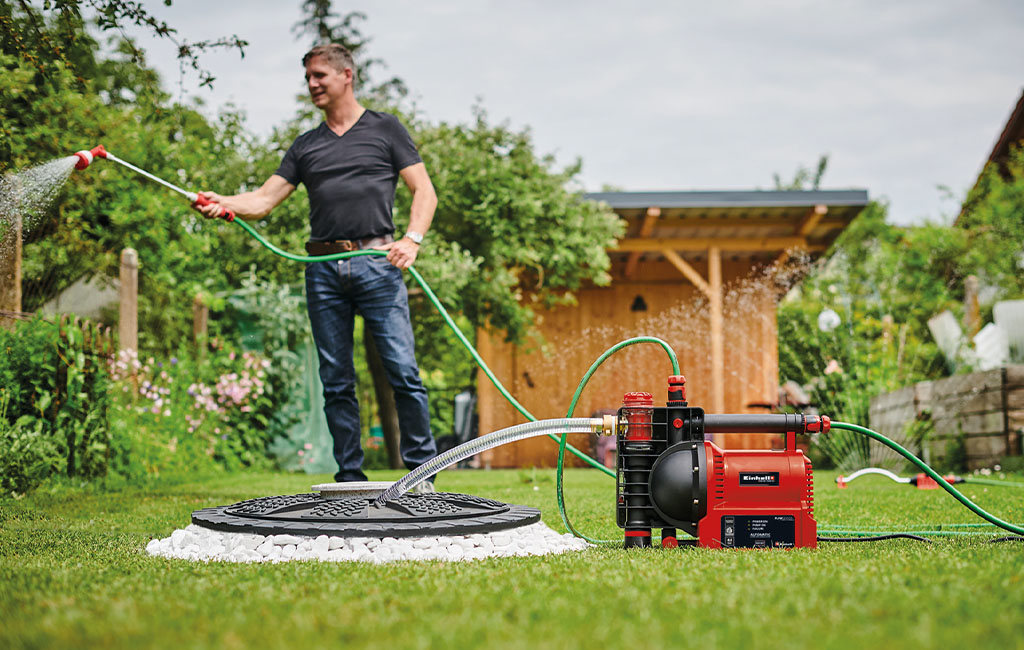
[305,234,393,255]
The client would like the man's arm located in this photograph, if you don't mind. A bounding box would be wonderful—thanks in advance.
[381,162,437,270]
[194,174,296,221]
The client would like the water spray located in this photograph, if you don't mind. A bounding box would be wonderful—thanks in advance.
[71,144,234,220]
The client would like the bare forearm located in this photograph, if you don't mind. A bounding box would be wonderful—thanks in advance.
[218,190,278,220]
[406,184,437,236]
[195,175,295,222]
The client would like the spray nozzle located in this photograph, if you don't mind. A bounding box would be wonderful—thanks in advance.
[73,145,108,170]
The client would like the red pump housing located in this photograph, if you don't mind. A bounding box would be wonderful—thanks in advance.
[698,436,816,548]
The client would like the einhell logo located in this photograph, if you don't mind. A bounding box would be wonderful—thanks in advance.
[739,472,780,486]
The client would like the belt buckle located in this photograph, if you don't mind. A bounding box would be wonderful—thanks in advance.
[339,240,356,252]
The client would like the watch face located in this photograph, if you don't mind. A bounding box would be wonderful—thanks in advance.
[406,232,423,244]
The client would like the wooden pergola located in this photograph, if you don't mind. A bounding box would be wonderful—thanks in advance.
[476,189,869,467]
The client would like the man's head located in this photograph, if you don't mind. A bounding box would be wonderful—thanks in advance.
[302,43,356,110]
[302,43,356,77]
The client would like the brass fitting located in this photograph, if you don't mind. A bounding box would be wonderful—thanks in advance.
[591,414,617,437]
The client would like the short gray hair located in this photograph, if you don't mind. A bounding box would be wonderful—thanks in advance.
[302,43,356,75]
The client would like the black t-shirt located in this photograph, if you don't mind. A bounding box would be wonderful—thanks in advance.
[274,110,422,241]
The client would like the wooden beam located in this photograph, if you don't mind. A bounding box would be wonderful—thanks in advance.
[612,237,816,253]
[709,247,725,419]
[796,204,828,237]
[662,249,712,299]
[624,206,661,279]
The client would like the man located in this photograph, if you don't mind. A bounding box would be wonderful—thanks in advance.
[194,43,438,484]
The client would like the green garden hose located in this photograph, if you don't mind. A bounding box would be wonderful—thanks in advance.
[554,337,680,544]
[829,421,1024,537]
[232,218,613,475]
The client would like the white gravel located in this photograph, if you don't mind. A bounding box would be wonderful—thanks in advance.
[145,522,590,563]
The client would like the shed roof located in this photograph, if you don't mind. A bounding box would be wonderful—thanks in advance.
[585,189,869,209]
[585,189,870,268]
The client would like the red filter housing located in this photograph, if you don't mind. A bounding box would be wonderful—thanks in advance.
[698,435,816,549]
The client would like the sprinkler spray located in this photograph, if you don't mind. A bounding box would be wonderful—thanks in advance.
[71,144,234,220]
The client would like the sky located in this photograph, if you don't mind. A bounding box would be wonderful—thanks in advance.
[120,0,1024,225]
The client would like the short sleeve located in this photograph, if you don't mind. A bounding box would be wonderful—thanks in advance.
[274,140,302,186]
[388,116,423,172]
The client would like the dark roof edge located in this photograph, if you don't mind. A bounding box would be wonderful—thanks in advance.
[583,189,870,209]
[985,88,1024,167]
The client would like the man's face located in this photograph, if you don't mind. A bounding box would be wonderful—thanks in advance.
[305,56,350,109]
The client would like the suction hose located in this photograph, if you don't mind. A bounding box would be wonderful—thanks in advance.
[373,417,609,506]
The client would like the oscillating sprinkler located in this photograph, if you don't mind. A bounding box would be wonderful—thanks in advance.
[70,144,234,220]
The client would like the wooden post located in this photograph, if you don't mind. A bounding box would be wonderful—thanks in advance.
[119,248,138,354]
[709,247,725,416]
[193,293,209,344]
[0,213,22,326]
[964,275,981,338]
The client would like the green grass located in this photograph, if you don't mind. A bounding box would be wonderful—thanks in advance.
[2,467,1023,650]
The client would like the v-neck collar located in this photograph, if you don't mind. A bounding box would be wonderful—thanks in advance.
[324,109,368,139]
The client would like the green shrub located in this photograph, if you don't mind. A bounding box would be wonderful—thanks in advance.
[0,396,65,495]
[0,315,111,491]
[106,343,278,478]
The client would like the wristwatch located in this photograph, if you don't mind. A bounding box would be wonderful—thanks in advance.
[404,230,424,244]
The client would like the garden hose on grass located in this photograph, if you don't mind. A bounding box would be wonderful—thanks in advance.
[824,421,1024,539]
[231,220,1024,543]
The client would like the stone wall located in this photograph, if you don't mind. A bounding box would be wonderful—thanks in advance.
[868,366,1024,470]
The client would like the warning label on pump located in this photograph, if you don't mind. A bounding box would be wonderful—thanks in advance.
[721,515,795,548]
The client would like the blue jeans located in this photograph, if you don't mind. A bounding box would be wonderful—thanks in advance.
[305,256,436,482]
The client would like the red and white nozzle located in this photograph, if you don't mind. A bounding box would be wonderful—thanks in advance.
[73,144,108,170]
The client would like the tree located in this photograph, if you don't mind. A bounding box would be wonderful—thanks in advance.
[1,0,247,90]
[774,154,829,190]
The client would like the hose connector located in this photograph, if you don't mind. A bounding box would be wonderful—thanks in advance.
[73,144,107,170]
[594,414,617,437]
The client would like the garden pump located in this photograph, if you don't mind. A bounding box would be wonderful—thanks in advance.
[613,375,829,549]
[71,144,235,220]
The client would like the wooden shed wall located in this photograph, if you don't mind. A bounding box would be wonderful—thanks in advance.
[476,259,781,468]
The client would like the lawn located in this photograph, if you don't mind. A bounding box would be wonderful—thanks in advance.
[1,467,1022,650]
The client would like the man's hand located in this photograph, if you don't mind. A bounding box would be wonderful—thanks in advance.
[193,191,231,220]
[378,236,419,270]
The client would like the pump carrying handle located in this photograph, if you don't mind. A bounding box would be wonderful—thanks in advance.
[190,193,235,222]
[703,413,830,434]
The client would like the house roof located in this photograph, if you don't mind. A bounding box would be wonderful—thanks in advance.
[958,88,1024,225]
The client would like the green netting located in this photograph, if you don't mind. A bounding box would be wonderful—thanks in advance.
[268,340,335,474]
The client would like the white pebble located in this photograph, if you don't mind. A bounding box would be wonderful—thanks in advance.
[312,535,330,556]
[328,537,347,550]
[272,534,303,546]
[146,521,591,564]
